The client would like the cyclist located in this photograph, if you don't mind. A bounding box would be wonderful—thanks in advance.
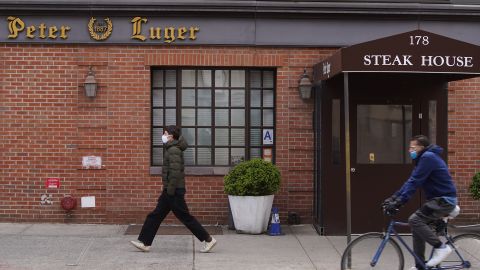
[383,135,458,270]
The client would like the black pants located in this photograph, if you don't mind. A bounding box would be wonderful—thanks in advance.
[408,197,455,269]
[138,189,210,246]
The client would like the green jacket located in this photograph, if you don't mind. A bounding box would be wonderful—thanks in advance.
[162,136,187,195]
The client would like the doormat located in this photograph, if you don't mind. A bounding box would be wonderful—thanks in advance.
[124,225,223,235]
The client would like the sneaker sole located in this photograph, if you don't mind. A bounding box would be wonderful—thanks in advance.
[426,248,452,267]
[200,240,217,253]
[130,241,150,252]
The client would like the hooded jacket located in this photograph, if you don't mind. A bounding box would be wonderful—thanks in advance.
[162,136,188,196]
[395,145,457,204]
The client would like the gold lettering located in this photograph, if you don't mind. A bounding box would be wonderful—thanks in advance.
[6,17,70,40]
[48,26,57,39]
[94,25,107,32]
[26,26,36,39]
[39,23,46,39]
[60,26,71,39]
[189,26,199,40]
[7,16,25,39]
[131,17,147,41]
[149,27,161,40]
[164,27,175,43]
[178,27,187,40]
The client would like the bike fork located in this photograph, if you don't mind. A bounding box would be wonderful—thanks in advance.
[370,233,392,267]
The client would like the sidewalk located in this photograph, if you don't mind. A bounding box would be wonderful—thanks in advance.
[0,223,346,270]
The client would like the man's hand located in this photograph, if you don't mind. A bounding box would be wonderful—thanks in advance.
[382,196,403,216]
[382,195,397,206]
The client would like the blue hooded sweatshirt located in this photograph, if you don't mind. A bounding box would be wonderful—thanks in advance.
[395,145,457,204]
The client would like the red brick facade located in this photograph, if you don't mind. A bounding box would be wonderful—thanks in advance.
[1,44,479,225]
[0,45,331,224]
[448,78,480,224]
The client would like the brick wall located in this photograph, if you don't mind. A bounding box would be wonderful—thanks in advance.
[1,44,478,226]
[0,44,330,225]
[448,78,480,224]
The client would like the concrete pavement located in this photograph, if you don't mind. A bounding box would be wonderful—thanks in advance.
[0,223,347,270]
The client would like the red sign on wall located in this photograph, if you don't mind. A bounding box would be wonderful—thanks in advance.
[45,178,61,188]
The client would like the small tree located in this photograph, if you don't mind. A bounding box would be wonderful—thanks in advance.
[224,159,281,196]
[470,172,480,200]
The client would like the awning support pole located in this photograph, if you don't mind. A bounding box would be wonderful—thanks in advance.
[344,73,352,245]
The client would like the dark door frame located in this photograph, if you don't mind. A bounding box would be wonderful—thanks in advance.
[314,73,450,235]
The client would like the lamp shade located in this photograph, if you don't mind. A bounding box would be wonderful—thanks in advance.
[298,69,312,99]
[84,68,97,98]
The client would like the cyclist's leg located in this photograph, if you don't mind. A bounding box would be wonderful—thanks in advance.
[409,198,455,265]
[410,224,426,270]
[410,199,454,247]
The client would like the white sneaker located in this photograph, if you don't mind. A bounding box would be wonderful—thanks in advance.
[130,240,150,252]
[200,237,217,253]
[409,267,418,270]
[426,244,452,267]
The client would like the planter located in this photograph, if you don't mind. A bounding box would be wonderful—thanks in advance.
[228,194,274,234]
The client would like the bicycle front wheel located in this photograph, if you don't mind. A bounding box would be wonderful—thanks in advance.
[341,232,404,270]
[444,233,480,269]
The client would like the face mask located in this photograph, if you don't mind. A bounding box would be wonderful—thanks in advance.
[162,135,169,144]
[409,151,418,160]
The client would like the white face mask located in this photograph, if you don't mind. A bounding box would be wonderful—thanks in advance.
[161,134,169,144]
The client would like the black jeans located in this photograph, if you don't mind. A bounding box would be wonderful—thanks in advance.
[138,189,210,246]
[408,197,455,269]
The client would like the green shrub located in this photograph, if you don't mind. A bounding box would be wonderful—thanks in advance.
[470,172,480,200]
[224,159,281,196]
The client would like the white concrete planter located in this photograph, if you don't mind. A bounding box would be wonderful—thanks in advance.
[228,194,274,234]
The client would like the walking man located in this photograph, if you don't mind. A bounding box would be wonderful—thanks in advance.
[130,125,217,253]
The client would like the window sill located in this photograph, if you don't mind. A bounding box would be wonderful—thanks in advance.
[150,166,232,176]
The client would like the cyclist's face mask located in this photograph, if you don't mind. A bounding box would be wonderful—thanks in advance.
[408,143,424,160]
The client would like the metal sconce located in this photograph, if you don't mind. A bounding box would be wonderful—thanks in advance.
[298,68,313,99]
[84,66,97,98]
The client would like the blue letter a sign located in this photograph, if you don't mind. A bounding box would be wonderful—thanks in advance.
[263,129,274,145]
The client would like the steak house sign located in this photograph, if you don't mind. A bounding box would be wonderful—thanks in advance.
[314,30,480,81]
[5,16,199,43]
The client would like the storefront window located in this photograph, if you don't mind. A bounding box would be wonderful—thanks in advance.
[152,69,275,166]
[356,104,412,164]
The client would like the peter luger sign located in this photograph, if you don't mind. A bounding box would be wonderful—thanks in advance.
[6,16,200,43]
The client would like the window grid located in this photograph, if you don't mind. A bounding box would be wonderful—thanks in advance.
[151,68,275,166]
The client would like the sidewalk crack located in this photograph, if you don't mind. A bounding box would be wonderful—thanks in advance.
[66,237,94,267]
[19,224,33,234]
[192,235,196,270]
[291,226,318,270]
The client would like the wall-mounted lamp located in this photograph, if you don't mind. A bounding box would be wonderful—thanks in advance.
[298,68,313,99]
[84,66,97,98]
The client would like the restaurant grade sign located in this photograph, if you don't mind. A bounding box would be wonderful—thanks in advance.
[5,16,200,44]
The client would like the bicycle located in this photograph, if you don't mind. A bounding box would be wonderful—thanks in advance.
[340,210,480,269]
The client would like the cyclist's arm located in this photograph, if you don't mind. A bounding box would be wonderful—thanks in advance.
[396,155,434,203]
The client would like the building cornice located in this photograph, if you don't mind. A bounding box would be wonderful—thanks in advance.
[2,1,480,17]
